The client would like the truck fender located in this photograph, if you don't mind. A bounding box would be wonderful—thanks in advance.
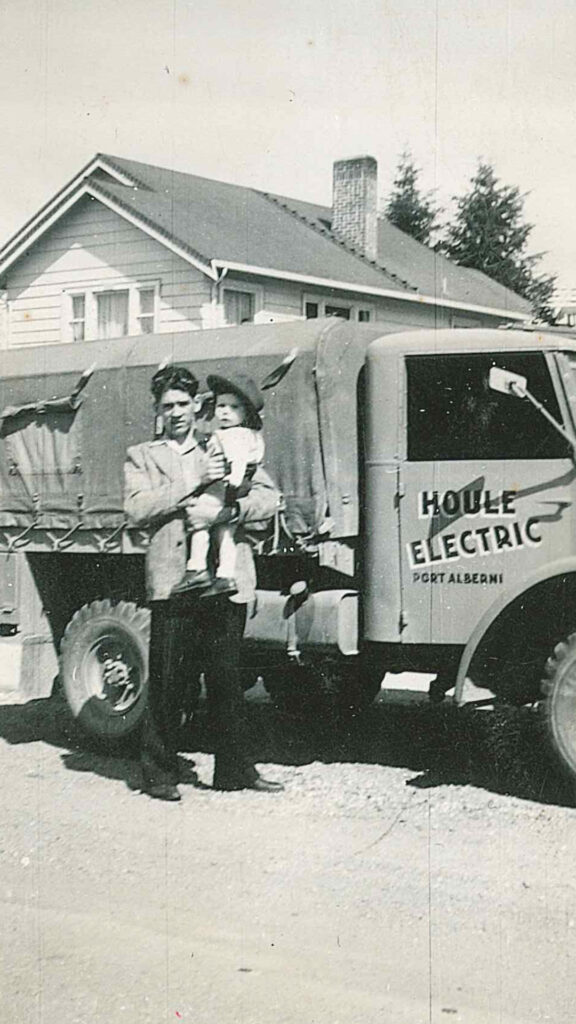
[244,588,359,656]
[455,556,576,705]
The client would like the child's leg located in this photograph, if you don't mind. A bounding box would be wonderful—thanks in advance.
[214,524,238,579]
[186,528,210,572]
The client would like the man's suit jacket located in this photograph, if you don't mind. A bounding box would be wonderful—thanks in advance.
[124,434,280,602]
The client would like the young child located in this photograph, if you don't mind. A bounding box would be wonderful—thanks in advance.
[172,373,265,596]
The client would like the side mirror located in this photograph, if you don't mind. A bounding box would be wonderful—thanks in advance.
[488,366,527,398]
[488,363,576,456]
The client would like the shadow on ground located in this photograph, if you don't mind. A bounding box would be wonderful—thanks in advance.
[0,687,573,808]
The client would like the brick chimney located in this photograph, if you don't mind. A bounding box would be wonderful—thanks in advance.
[332,155,378,261]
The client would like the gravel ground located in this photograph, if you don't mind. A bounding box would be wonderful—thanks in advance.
[1,689,576,1024]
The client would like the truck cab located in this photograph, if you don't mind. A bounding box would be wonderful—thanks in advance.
[364,328,576,777]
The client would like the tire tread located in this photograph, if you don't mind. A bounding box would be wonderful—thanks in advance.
[60,599,150,743]
[540,631,576,781]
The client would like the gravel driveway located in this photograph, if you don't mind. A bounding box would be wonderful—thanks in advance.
[1,688,575,1024]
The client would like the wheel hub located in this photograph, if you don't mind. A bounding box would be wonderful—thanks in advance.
[90,636,143,713]
[101,656,134,708]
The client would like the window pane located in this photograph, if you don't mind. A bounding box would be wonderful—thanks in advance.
[139,316,154,335]
[96,291,129,339]
[139,288,155,315]
[305,302,319,319]
[358,309,371,322]
[407,353,569,462]
[224,290,254,325]
[72,295,85,319]
[325,305,351,319]
[72,321,85,342]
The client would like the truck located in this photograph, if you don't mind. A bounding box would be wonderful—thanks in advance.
[1,317,576,781]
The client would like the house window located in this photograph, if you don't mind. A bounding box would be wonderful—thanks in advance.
[224,289,255,325]
[137,287,156,334]
[65,282,159,341]
[325,304,351,320]
[70,294,86,342]
[303,294,372,322]
[96,290,129,339]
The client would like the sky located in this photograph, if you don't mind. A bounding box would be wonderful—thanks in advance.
[1,0,576,289]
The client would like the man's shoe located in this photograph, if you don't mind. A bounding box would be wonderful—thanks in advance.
[248,777,285,793]
[178,759,198,785]
[214,774,284,792]
[171,570,212,596]
[200,576,238,599]
[146,783,181,801]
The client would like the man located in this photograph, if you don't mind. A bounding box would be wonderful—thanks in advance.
[124,364,284,801]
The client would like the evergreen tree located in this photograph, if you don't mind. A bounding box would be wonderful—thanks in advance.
[384,150,440,245]
[442,162,556,322]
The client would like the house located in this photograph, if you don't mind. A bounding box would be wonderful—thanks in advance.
[0,153,530,348]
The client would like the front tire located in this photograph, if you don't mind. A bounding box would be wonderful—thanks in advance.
[60,600,150,743]
[541,632,576,781]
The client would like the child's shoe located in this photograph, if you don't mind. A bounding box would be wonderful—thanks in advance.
[200,577,238,599]
[171,569,212,595]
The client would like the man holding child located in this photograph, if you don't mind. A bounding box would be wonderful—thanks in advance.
[124,364,283,801]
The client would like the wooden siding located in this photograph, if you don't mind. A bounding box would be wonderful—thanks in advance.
[374,297,504,330]
[2,196,212,347]
[374,297,452,330]
[261,278,303,319]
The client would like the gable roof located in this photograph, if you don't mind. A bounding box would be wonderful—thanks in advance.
[94,155,410,293]
[0,153,530,320]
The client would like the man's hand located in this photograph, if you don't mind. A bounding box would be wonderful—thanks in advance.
[212,502,240,525]
[205,450,226,482]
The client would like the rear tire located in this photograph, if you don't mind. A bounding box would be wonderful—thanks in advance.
[541,632,576,781]
[60,600,150,744]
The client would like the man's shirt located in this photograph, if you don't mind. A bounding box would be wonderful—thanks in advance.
[166,430,203,496]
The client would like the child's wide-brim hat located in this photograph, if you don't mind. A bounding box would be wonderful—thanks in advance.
[207,372,264,427]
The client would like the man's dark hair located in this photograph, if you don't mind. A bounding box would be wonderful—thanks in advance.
[151,365,198,404]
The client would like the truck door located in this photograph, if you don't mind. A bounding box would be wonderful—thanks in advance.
[399,350,576,645]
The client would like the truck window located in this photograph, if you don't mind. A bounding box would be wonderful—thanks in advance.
[406,352,570,462]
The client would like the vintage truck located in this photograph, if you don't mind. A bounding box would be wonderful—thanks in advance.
[1,318,576,780]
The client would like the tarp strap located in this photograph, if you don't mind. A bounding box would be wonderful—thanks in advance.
[258,499,301,556]
[0,364,96,423]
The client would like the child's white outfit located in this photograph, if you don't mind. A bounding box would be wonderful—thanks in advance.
[186,425,265,582]
[211,426,265,492]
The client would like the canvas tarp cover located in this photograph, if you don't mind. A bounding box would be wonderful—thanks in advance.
[0,365,127,530]
[0,319,387,536]
[0,406,83,520]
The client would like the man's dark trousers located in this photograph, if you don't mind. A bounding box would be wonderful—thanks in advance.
[141,594,255,789]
